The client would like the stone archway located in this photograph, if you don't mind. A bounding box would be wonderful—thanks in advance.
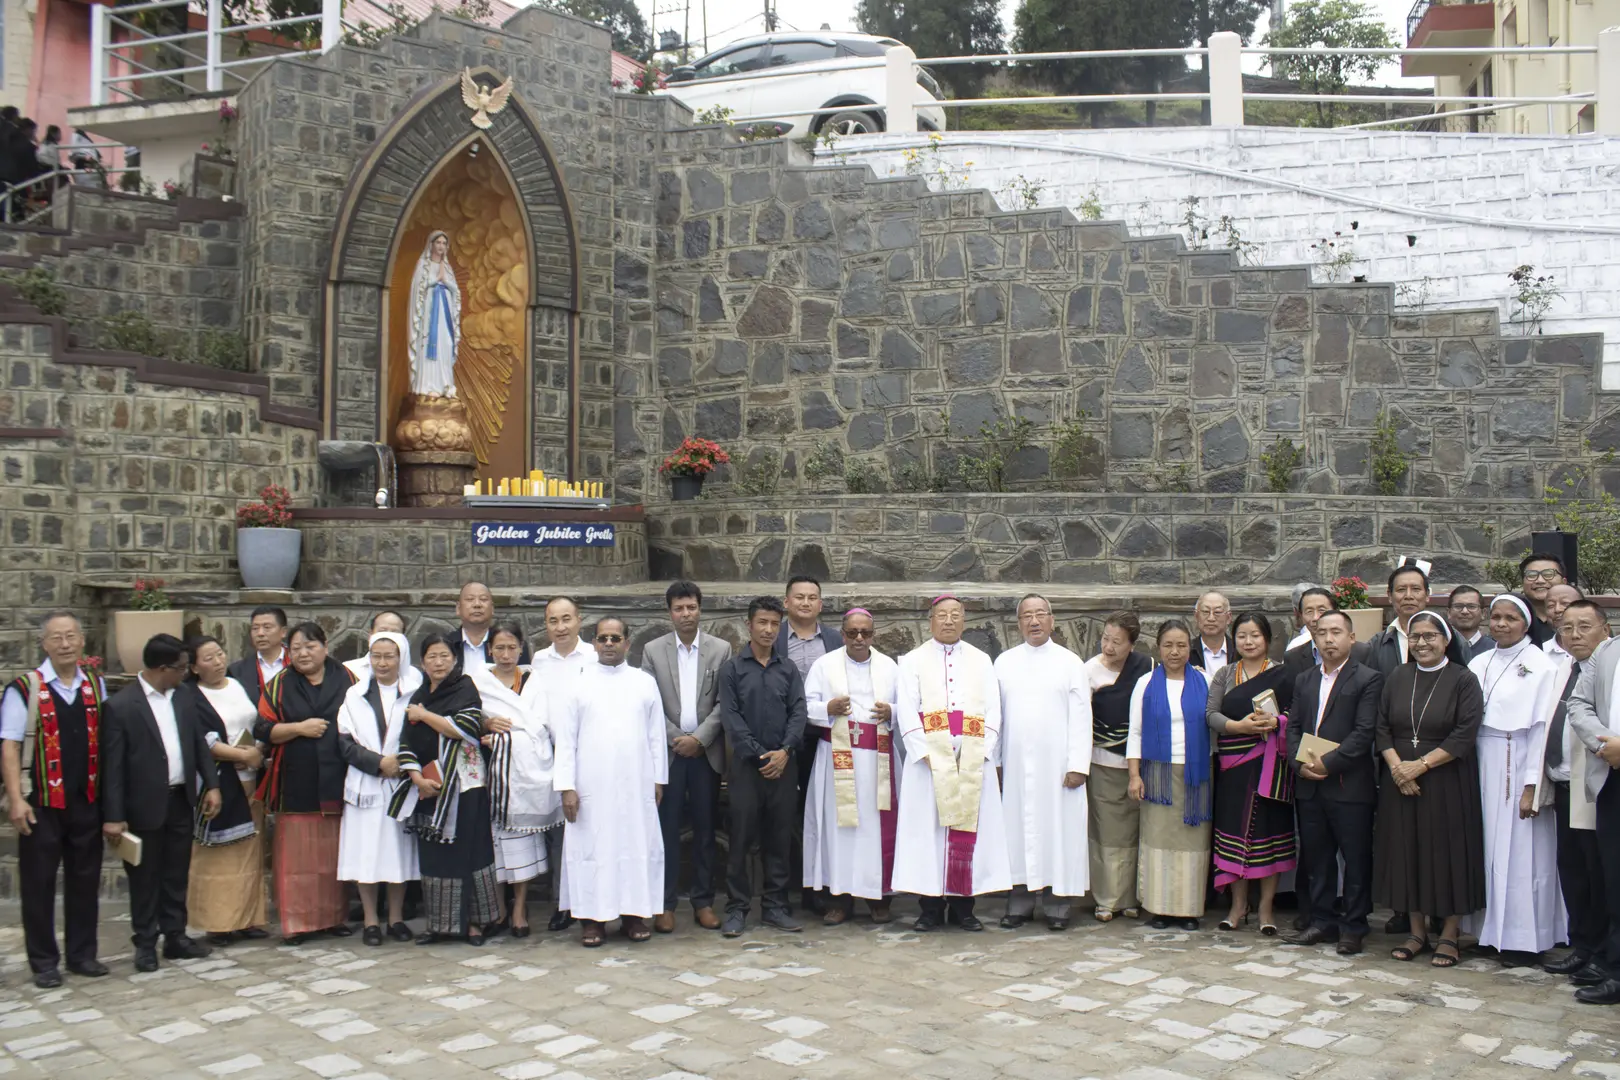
[322,66,580,478]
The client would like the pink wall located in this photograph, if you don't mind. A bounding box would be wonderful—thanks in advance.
[28,0,92,139]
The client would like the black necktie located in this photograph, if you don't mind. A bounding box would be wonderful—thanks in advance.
[1547,660,1580,770]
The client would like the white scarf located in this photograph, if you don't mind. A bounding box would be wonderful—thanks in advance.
[338,669,419,811]
[473,665,562,832]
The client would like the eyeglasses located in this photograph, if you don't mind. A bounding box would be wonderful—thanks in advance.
[1523,569,1564,582]
[595,634,624,644]
[1409,633,1445,645]
[1449,602,1481,612]
[844,629,874,640]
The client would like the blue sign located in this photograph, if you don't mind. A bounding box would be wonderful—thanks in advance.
[471,523,616,547]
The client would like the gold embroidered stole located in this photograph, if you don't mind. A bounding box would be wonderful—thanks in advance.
[918,645,986,833]
[825,651,892,828]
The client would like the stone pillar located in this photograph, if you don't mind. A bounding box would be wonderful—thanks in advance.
[396,451,476,507]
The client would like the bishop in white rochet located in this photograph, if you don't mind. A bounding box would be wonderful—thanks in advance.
[891,594,1011,931]
[995,593,1093,930]
[553,617,667,947]
[802,607,901,925]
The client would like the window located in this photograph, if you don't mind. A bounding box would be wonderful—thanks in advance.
[767,42,839,67]
[838,39,891,58]
[694,45,769,79]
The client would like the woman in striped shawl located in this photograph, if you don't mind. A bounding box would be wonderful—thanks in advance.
[400,634,499,945]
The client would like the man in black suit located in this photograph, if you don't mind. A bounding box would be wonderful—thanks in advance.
[1363,565,1469,676]
[1285,610,1383,955]
[450,580,530,668]
[1188,591,1236,672]
[1282,587,1336,681]
[1447,585,1493,659]
[101,634,222,972]
[227,604,286,706]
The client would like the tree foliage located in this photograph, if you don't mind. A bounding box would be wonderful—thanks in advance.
[855,0,1004,98]
[542,0,651,59]
[1011,0,1191,126]
[1263,0,1397,125]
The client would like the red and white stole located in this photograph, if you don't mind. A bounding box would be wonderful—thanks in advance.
[917,644,987,893]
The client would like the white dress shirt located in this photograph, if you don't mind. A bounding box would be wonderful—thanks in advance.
[676,632,702,733]
[139,674,186,787]
[0,659,90,742]
[1315,661,1346,733]
[1200,638,1229,673]
[257,649,286,686]
[1286,627,1312,652]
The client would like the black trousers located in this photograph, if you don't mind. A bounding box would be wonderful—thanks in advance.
[125,788,195,948]
[1596,777,1620,976]
[919,895,976,920]
[1555,781,1609,957]
[727,755,798,916]
[659,752,718,911]
[1298,796,1373,938]
[19,790,102,973]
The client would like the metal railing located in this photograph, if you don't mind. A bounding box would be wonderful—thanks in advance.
[90,0,341,106]
[877,30,1618,135]
[1407,0,1436,41]
[0,135,143,225]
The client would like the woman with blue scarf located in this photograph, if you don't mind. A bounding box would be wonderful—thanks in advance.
[1127,619,1212,930]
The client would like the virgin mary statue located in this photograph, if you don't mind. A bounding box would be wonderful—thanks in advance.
[408,230,461,398]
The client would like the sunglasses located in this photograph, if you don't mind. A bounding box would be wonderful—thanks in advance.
[844,629,874,640]
[595,634,624,644]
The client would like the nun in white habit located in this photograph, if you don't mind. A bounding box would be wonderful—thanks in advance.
[1463,594,1568,956]
[336,632,423,944]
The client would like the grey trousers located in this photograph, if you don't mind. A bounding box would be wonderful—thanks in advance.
[1006,884,1072,919]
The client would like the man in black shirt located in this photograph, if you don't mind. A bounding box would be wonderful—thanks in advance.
[719,596,807,937]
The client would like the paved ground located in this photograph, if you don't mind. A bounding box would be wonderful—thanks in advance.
[0,903,1616,1080]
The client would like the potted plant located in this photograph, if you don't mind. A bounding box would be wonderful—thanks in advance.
[113,579,184,673]
[660,437,730,501]
[236,483,301,589]
[1330,575,1384,641]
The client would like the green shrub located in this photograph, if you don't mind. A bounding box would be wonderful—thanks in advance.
[1370,411,1409,496]
[0,267,68,317]
[844,457,884,494]
[1260,436,1304,493]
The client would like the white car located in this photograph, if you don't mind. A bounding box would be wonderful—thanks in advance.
[662,32,948,136]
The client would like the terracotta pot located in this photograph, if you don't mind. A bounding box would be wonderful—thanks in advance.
[1346,607,1385,641]
[112,610,185,674]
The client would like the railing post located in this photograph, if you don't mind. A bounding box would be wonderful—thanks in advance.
[89,4,108,107]
[1598,27,1620,137]
[206,0,223,92]
[884,44,918,135]
[1208,31,1244,126]
[321,0,343,54]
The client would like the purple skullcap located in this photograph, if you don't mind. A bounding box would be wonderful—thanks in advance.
[930,593,961,607]
[844,607,872,619]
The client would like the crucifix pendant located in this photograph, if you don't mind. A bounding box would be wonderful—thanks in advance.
[1411,737,1420,749]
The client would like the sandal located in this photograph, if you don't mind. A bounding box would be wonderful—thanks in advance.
[581,921,604,948]
[1391,935,1430,962]
[623,916,651,943]
[1432,939,1461,968]
[1259,922,1279,937]
[1217,912,1250,932]
[1121,907,1141,919]
[1093,909,1115,923]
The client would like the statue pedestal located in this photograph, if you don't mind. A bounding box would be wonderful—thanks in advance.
[397,450,477,507]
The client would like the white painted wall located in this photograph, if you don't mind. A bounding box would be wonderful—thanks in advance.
[821,127,1620,385]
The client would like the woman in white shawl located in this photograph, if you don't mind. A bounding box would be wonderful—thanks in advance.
[1464,594,1568,959]
[336,633,422,946]
[408,230,460,398]
[472,621,562,938]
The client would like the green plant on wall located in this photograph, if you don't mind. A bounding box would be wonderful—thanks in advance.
[734,449,782,496]
[960,413,1035,492]
[99,310,173,358]
[844,456,884,493]
[1543,460,1620,593]
[1260,435,1304,493]
[0,267,68,317]
[803,442,845,486]
[1052,410,1101,481]
[1369,410,1409,496]
[1145,461,1196,493]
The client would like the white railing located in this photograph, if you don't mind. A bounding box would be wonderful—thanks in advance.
[880,29,1619,136]
[89,0,341,106]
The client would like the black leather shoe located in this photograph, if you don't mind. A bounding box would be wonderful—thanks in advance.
[163,935,211,960]
[415,931,440,946]
[1384,913,1410,936]
[1292,911,1312,931]
[1544,950,1592,975]
[362,925,383,947]
[388,922,413,942]
[32,969,62,989]
[801,891,828,917]
[957,914,984,932]
[282,934,306,946]
[1336,935,1366,956]
[134,947,159,972]
[999,914,1028,929]
[1149,915,1171,930]
[239,927,270,940]
[208,933,235,947]
[913,913,943,932]
[548,909,575,932]
[1180,918,1201,932]
[67,960,109,978]
[1575,977,1620,1005]
[328,924,353,938]
[1571,962,1609,986]
[1285,927,1340,946]
[1048,918,1070,932]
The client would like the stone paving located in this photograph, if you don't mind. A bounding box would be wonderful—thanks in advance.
[0,903,1616,1080]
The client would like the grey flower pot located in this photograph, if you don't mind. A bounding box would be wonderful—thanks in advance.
[237,528,302,589]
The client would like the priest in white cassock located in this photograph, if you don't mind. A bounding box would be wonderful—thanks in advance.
[892,594,1011,931]
[996,594,1092,931]
[533,595,593,932]
[554,617,667,948]
[1465,594,1568,959]
[803,607,901,926]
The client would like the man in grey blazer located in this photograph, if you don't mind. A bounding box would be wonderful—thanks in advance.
[643,580,732,933]
[1564,614,1620,1004]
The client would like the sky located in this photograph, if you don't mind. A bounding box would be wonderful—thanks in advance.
[623,0,1423,86]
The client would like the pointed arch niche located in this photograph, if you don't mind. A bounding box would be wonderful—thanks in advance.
[324,67,580,481]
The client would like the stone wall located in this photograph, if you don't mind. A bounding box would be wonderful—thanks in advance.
[625,132,1611,507]
[646,492,1553,587]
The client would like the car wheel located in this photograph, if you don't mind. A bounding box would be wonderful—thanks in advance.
[820,110,883,136]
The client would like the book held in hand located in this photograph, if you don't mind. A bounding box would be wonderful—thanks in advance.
[113,830,143,867]
[232,727,256,749]
[1253,689,1279,717]
[1295,732,1340,766]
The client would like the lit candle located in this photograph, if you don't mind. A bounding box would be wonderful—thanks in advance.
[463,483,475,497]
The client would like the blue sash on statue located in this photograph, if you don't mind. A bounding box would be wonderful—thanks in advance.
[426,282,455,361]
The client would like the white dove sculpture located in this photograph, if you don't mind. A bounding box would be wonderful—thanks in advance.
[461,69,514,130]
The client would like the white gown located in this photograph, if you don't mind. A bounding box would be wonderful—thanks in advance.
[996,640,1093,899]
[337,677,420,885]
[531,642,595,905]
[1464,642,1568,952]
[803,648,901,900]
[553,662,668,921]
[891,639,1012,897]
